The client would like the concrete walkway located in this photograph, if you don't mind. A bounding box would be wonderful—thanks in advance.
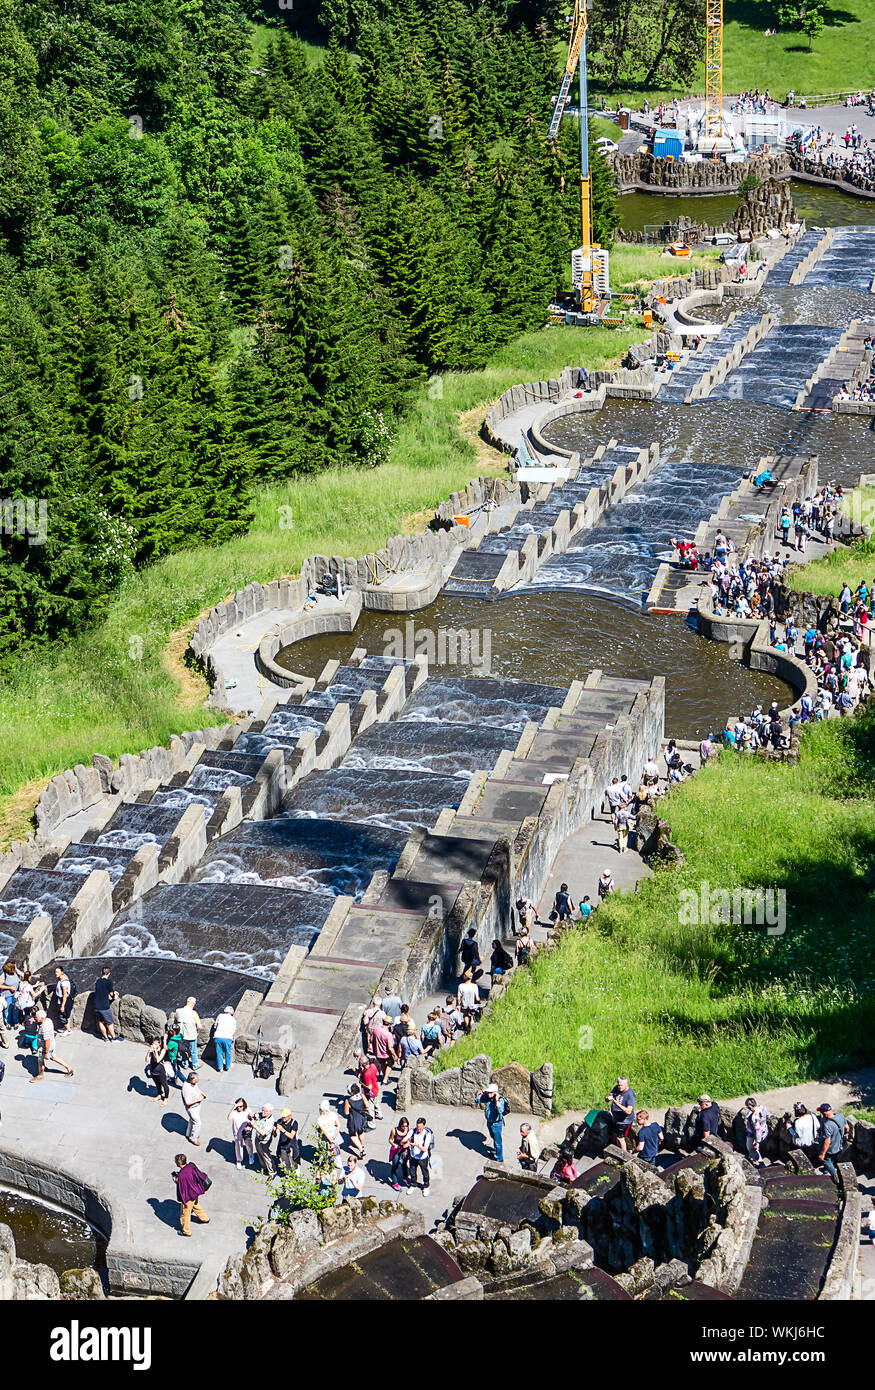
[209,592,352,713]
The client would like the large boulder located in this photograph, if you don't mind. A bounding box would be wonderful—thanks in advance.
[433,1066,462,1107]
[59,1268,105,1300]
[459,1054,492,1106]
[491,1062,531,1115]
[13,1260,61,1300]
[269,1210,321,1281]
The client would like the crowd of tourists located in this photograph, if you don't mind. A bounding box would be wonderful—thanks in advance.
[544,1075,859,1189]
[836,334,875,403]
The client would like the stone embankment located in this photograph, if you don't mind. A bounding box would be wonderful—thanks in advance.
[610,151,791,196]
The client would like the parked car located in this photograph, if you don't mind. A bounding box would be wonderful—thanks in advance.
[594,136,619,154]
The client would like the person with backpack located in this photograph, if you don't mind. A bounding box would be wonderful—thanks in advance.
[597,870,616,903]
[816,1103,847,1180]
[552,883,574,924]
[409,1117,434,1195]
[743,1097,770,1167]
[174,1153,211,1237]
[53,967,74,1035]
[459,928,483,982]
[176,997,201,1071]
[165,1022,185,1085]
[479,1083,508,1163]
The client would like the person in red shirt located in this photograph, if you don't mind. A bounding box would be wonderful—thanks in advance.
[356,1051,383,1121]
[370,1016,399,1081]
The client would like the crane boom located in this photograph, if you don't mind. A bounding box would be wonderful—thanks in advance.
[548,0,604,313]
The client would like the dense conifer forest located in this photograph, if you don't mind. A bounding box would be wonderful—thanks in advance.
[0,0,625,670]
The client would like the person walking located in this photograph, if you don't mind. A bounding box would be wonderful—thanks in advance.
[388,1116,412,1190]
[816,1103,847,1181]
[358,1051,383,1120]
[92,966,121,1041]
[552,883,574,924]
[212,1006,236,1072]
[29,1010,74,1083]
[344,1083,370,1159]
[479,1082,508,1162]
[181,1071,206,1147]
[174,1154,210,1237]
[145,1037,170,1105]
[457,972,481,1033]
[409,1117,434,1195]
[53,967,74,1035]
[597,870,616,903]
[370,1012,399,1081]
[176,997,201,1071]
[228,1098,255,1169]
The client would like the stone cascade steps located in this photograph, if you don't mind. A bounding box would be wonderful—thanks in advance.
[707,323,845,408]
[767,226,829,287]
[733,1168,842,1301]
[803,225,875,291]
[525,454,744,605]
[794,317,875,411]
[655,315,758,403]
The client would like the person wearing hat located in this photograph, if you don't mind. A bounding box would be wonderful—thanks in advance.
[815,1103,847,1180]
[275,1108,300,1171]
[597,870,615,902]
[478,1083,508,1163]
[30,1009,74,1083]
[317,1098,342,1155]
[693,1093,721,1150]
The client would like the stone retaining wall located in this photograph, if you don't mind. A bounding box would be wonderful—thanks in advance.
[610,151,790,195]
[688,312,775,401]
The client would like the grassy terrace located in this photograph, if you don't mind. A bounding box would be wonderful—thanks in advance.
[609,243,723,292]
[786,487,875,596]
[0,323,640,850]
[600,0,875,105]
[442,710,875,1112]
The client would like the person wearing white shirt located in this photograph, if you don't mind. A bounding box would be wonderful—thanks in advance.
[176,997,201,1070]
[212,1006,237,1072]
[342,1156,366,1200]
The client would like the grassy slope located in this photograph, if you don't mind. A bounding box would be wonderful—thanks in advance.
[442,710,875,1111]
[787,487,875,596]
[0,323,640,849]
[596,0,875,105]
[609,243,722,291]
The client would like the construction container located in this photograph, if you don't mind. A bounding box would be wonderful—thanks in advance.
[653,129,683,160]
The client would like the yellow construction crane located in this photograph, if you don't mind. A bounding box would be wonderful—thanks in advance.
[704,0,724,142]
[548,0,608,314]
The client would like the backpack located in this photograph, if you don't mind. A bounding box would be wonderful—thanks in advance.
[256,1054,274,1081]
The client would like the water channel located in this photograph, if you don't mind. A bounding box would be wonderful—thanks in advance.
[276,239,875,738]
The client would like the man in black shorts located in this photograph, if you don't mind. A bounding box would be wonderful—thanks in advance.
[93,966,121,1041]
[606,1074,636,1152]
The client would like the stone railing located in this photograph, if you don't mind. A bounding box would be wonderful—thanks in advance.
[397,1051,553,1117]
[687,312,775,401]
[788,225,836,285]
[789,150,875,199]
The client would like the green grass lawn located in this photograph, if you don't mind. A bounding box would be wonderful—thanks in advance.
[0,322,640,849]
[595,0,875,106]
[441,709,875,1112]
[609,242,722,290]
[787,486,875,596]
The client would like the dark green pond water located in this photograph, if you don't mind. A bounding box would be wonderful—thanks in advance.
[0,1188,102,1276]
[619,180,875,234]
